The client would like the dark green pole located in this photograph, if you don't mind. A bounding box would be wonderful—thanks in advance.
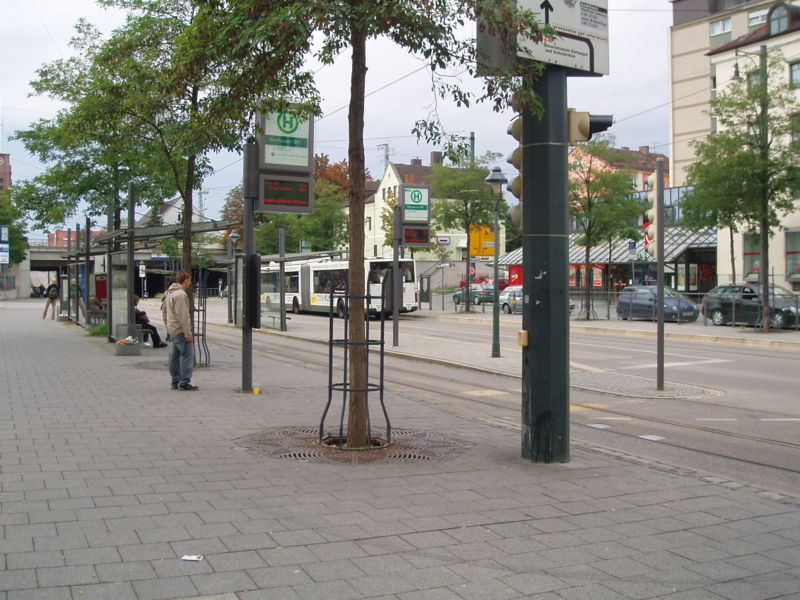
[521,66,570,463]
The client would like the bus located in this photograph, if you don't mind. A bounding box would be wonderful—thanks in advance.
[261,258,418,318]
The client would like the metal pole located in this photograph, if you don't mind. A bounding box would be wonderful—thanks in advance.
[491,196,500,358]
[521,66,570,463]
[127,184,136,337]
[655,158,665,391]
[279,227,287,331]
[241,138,258,393]
[392,205,401,346]
[85,216,90,310]
[67,228,72,322]
[106,198,114,341]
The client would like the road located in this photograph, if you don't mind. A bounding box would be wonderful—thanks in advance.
[165,298,800,497]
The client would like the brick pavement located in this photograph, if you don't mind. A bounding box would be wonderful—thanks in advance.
[1,298,800,600]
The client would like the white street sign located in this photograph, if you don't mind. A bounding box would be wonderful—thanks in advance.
[0,243,9,265]
[260,111,313,172]
[518,0,609,75]
[402,186,430,223]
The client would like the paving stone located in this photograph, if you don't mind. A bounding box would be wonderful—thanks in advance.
[131,576,199,600]
[67,582,137,600]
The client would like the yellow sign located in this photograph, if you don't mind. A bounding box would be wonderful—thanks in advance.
[469,225,495,257]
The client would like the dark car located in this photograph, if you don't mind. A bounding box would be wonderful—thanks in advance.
[701,283,799,329]
[616,285,699,322]
[453,284,494,305]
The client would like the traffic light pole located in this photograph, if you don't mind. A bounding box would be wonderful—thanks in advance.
[521,66,570,463]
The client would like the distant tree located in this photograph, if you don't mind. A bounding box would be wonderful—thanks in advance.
[315,154,371,194]
[568,139,641,319]
[301,179,348,251]
[430,158,504,308]
[220,186,244,250]
[0,191,28,265]
[683,49,800,331]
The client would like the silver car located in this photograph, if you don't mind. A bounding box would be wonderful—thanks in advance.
[499,286,523,314]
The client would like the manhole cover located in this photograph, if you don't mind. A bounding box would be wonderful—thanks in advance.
[235,427,472,464]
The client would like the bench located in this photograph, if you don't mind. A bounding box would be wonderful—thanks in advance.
[87,310,106,326]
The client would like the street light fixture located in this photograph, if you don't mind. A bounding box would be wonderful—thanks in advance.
[227,230,240,323]
[484,166,507,358]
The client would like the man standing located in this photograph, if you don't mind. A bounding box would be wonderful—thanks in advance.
[162,270,198,391]
[42,280,59,320]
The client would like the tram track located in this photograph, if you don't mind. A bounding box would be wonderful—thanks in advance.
[205,322,800,484]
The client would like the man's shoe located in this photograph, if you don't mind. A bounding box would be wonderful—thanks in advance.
[178,383,199,391]
[171,384,179,390]
[155,342,168,348]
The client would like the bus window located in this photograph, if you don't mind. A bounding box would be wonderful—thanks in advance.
[285,273,299,293]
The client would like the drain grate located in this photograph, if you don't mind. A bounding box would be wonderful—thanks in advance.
[235,427,472,464]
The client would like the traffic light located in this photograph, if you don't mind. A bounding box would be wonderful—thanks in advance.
[645,173,658,259]
[506,115,523,228]
[567,109,614,144]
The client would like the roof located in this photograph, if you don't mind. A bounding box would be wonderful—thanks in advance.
[394,163,433,186]
[571,145,669,175]
[708,4,800,55]
[498,226,717,266]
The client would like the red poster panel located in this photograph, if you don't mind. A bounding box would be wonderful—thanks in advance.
[509,264,523,286]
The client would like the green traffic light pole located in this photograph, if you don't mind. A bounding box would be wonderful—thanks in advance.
[520,66,570,463]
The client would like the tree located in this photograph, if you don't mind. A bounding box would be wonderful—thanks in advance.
[684,48,800,331]
[568,139,641,319]
[11,21,174,232]
[430,161,503,308]
[0,191,28,266]
[144,0,547,448]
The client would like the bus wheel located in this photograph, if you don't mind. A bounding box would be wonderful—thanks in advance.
[292,298,300,314]
[336,300,347,319]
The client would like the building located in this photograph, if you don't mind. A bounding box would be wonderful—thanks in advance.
[0,153,11,192]
[360,153,506,284]
[671,0,800,290]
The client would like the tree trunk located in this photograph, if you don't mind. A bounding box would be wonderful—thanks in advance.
[584,245,591,320]
[760,213,770,332]
[729,227,736,284]
[464,226,471,311]
[182,153,196,275]
[346,18,368,449]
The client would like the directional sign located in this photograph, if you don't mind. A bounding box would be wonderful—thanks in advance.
[259,110,314,173]
[518,0,609,75]
[401,185,430,223]
[0,225,9,243]
[0,243,9,265]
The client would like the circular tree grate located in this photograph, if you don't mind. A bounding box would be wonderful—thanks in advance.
[235,427,472,464]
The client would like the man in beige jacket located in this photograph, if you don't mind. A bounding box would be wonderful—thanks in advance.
[162,270,197,391]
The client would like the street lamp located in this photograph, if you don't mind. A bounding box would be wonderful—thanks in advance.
[227,230,240,323]
[485,166,507,358]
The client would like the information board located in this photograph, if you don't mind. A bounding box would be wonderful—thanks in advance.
[259,110,314,172]
[257,175,313,214]
[518,0,609,75]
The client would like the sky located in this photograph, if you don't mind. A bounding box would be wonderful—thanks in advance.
[1,1,673,238]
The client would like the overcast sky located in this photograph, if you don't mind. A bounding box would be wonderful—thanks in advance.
[1,0,673,233]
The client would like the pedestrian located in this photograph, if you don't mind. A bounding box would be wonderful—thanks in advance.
[134,295,167,348]
[42,280,59,320]
[162,270,198,391]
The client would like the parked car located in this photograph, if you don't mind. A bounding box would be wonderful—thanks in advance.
[453,283,494,305]
[701,283,799,329]
[499,286,523,313]
[616,285,699,322]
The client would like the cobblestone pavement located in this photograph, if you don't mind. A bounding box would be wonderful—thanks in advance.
[1,298,800,600]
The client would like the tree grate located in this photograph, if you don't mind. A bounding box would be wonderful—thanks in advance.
[235,427,472,464]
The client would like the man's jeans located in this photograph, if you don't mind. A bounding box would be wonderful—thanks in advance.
[169,333,194,387]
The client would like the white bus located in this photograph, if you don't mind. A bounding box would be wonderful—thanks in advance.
[261,258,417,318]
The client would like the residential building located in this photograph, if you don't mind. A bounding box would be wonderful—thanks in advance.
[671,0,800,291]
[361,153,506,282]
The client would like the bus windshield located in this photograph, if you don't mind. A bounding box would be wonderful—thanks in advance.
[369,260,415,284]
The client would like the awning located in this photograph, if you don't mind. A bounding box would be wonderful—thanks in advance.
[497,226,716,266]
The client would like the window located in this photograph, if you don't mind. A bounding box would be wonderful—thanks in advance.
[787,231,800,278]
[710,17,731,36]
[743,233,761,279]
[769,5,789,35]
[792,113,800,144]
[791,61,800,88]
[749,9,768,28]
[366,216,371,231]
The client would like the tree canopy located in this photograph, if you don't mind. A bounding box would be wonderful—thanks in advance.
[568,139,641,318]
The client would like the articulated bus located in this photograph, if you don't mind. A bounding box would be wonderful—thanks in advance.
[261,258,418,318]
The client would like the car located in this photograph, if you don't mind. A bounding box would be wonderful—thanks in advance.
[499,285,523,313]
[453,283,494,305]
[701,283,799,329]
[616,285,699,322]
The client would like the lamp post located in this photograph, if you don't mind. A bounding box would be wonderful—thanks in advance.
[485,166,507,358]
[227,230,240,323]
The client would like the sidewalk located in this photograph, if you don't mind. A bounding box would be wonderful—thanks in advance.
[1,298,800,600]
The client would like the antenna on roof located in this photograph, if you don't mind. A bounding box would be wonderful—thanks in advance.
[377,142,394,171]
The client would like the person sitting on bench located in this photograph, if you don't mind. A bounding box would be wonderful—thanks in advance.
[134,295,167,348]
